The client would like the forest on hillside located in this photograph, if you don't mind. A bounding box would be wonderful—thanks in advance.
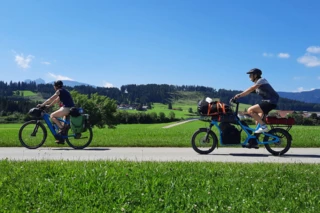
[1,80,320,115]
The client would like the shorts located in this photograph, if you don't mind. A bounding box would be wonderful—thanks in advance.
[259,102,277,115]
[58,107,71,115]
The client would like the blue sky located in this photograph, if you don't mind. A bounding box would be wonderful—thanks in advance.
[0,0,319,92]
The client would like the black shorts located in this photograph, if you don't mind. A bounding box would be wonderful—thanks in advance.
[259,102,277,115]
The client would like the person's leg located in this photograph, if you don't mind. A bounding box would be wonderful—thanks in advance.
[50,107,69,130]
[247,104,265,125]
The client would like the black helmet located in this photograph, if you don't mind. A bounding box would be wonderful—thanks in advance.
[54,80,63,87]
[246,68,262,76]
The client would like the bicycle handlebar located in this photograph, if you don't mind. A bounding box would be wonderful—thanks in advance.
[229,98,239,104]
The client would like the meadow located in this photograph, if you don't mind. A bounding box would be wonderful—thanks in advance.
[123,97,253,119]
[1,160,320,212]
[1,121,320,148]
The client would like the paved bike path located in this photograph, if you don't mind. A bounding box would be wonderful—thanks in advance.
[1,147,320,163]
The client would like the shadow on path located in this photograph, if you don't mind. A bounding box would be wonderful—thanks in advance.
[209,153,320,158]
[209,153,269,157]
[52,148,111,151]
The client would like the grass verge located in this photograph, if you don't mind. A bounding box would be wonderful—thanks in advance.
[1,160,320,212]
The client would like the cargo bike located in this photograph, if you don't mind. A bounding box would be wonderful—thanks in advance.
[191,98,295,156]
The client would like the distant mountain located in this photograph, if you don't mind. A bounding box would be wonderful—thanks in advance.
[278,89,320,104]
[48,80,95,87]
[24,78,45,85]
[24,78,95,87]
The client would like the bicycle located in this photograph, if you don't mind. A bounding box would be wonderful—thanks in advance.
[191,99,293,156]
[19,106,93,149]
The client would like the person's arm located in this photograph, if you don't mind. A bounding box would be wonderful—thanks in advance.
[48,97,60,107]
[235,84,260,99]
[38,90,60,107]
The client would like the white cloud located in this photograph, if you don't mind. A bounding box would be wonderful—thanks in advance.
[262,52,273,57]
[41,61,51,65]
[294,87,316,92]
[15,54,34,69]
[297,54,320,67]
[293,76,305,80]
[296,87,304,92]
[278,53,290,58]
[48,72,73,80]
[307,46,320,54]
[103,81,114,88]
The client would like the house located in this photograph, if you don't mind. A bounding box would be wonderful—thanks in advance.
[301,112,320,118]
[276,110,295,118]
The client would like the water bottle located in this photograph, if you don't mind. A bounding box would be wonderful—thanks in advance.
[78,107,83,114]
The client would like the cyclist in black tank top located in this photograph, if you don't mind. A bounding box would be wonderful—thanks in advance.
[37,80,75,138]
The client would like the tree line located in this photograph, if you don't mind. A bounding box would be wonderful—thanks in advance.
[1,80,320,114]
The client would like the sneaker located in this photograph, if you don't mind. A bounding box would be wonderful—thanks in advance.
[254,125,268,134]
[58,126,68,135]
[55,134,65,144]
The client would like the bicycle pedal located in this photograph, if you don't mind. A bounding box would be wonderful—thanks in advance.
[242,144,259,149]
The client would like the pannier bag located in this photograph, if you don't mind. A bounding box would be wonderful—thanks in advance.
[69,107,82,117]
[198,98,232,116]
[70,114,89,134]
[219,122,241,144]
[265,116,295,125]
[217,113,237,124]
[28,108,43,118]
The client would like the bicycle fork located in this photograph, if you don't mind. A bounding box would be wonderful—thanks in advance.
[30,121,41,136]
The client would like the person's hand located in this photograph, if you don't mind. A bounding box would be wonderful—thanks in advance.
[234,94,241,99]
[37,104,44,108]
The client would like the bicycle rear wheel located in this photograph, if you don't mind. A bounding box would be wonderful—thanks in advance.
[191,128,218,154]
[65,127,93,149]
[19,120,47,149]
[264,128,292,156]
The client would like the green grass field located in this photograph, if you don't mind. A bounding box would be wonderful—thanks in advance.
[14,90,37,97]
[1,160,319,212]
[1,121,320,148]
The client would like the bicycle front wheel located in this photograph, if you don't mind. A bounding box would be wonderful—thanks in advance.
[191,128,218,154]
[264,128,292,156]
[19,120,47,149]
[65,127,93,149]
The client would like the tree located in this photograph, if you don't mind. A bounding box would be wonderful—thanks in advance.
[310,113,318,120]
[168,111,175,120]
[159,112,166,122]
[70,91,117,128]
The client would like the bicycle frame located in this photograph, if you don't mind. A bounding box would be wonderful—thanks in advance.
[205,100,280,147]
[41,112,73,139]
[207,119,280,147]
